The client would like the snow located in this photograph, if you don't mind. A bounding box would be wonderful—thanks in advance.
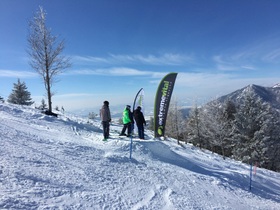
[273,83,280,88]
[0,103,280,210]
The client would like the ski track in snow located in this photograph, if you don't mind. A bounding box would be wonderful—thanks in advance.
[0,103,280,209]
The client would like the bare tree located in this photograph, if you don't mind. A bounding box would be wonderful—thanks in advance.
[27,6,71,113]
[165,99,186,144]
[186,104,207,149]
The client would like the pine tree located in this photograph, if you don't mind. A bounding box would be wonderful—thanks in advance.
[0,95,4,103]
[39,98,47,110]
[7,79,34,105]
[55,106,60,111]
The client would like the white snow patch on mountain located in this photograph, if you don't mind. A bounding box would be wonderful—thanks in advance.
[273,83,280,88]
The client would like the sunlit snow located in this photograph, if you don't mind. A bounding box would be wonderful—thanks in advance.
[0,103,279,209]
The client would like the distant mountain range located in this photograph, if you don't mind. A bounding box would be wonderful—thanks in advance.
[179,83,280,118]
[74,83,280,119]
[216,83,280,109]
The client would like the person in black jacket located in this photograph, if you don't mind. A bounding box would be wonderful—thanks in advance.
[133,106,146,139]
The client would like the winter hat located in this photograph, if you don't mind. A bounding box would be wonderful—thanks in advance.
[137,106,141,110]
[104,101,109,106]
[126,105,131,109]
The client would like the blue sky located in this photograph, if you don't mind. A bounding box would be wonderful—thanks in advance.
[1,0,280,113]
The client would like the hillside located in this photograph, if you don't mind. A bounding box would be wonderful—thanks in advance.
[218,84,280,109]
[0,103,279,209]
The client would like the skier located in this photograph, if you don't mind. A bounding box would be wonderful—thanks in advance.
[134,106,146,139]
[100,100,111,141]
[120,105,133,137]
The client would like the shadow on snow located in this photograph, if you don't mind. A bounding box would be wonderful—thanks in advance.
[139,141,280,203]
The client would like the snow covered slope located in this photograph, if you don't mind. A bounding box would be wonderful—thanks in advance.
[0,103,279,209]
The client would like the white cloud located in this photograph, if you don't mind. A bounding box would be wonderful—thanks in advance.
[72,53,193,66]
[49,92,139,112]
[241,65,255,70]
[214,34,280,66]
[109,53,193,65]
[71,55,109,63]
[213,55,256,71]
[174,72,278,102]
[66,67,169,79]
[212,55,237,71]
[262,48,280,63]
[34,71,279,112]
[0,70,37,78]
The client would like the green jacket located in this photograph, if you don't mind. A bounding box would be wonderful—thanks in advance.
[122,108,131,124]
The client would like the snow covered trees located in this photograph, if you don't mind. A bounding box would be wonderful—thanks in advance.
[185,90,280,171]
[186,100,235,157]
[232,92,265,162]
[165,100,186,144]
[232,91,280,170]
[186,105,206,149]
[7,79,33,106]
[202,100,235,158]
[27,6,71,113]
[260,108,280,171]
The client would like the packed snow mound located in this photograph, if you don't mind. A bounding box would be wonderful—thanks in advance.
[0,103,280,209]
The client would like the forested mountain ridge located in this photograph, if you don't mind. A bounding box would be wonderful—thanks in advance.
[218,84,280,109]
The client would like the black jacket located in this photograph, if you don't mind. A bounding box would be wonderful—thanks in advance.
[134,109,146,126]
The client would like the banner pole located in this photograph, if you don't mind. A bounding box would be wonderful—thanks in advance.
[129,133,133,159]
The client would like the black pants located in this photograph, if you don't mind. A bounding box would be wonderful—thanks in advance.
[137,124,145,139]
[121,123,132,136]
[102,121,110,139]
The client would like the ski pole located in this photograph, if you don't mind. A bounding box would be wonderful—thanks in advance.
[249,162,253,191]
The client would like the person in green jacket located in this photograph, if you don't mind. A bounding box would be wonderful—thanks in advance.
[119,105,133,137]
